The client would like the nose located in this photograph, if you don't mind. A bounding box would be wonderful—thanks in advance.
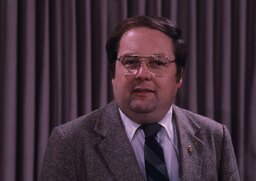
[135,62,154,79]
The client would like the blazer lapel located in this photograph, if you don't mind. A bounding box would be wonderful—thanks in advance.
[173,106,205,180]
[94,102,144,181]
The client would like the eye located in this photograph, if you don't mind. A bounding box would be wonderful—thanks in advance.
[121,56,140,67]
[148,58,167,67]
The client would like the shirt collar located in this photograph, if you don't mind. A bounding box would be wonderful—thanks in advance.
[119,109,141,141]
[158,107,174,141]
[119,106,174,142]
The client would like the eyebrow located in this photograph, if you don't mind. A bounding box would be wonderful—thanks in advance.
[120,53,167,57]
[151,53,168,57]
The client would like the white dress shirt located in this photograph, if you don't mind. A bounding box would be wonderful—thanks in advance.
[119,106,180,180]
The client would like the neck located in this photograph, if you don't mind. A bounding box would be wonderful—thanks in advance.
[121,107,170,124]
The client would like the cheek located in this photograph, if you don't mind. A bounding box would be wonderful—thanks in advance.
[112,75,130,96]
[157,78,180,96]
[112,78,121,95]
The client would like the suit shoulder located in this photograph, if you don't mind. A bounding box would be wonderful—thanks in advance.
[57,107,103,132]
[173,105,225,134]
[51,101,118,139]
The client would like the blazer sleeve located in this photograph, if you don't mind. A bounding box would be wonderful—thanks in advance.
[40,127,79,181]
[218,125,240,181]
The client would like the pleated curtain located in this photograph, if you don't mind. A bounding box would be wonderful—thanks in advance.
[0,0,255,180]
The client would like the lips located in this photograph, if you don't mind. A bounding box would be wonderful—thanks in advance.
[132,88,155,93]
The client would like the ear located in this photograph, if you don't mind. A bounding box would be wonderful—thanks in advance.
[177,78,183,88]
[112,78,115,85]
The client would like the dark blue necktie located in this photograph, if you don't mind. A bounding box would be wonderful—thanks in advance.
[141,124,169,181]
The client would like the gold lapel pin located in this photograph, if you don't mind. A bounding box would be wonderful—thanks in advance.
[187,145,193,153]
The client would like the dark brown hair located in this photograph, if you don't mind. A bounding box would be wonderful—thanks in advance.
[106,16,187,81]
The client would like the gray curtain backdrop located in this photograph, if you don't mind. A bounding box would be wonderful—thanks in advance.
[0,0,255,180]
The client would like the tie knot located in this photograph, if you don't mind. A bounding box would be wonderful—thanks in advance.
[140,124,161,139]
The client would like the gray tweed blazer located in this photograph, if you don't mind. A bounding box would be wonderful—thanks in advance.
[40,101,240,181]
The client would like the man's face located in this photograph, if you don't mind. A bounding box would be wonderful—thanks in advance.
[112,27,182,124]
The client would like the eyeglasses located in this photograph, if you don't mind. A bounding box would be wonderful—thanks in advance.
[117,55,176,77]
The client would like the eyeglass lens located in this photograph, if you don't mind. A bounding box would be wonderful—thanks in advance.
[119,55,175,76]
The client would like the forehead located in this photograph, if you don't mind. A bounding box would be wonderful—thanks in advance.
[118,27,174,57]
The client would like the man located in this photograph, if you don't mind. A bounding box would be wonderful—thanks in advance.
[40,16,240,181]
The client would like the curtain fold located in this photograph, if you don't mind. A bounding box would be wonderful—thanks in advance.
[0,0,255,180]
[91,0,109,109]
[1,1,18,181]
[76,0,92,114]
[34,0,50,177]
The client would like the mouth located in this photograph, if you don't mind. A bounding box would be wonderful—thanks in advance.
[132,88,155,93]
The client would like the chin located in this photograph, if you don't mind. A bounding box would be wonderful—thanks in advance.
[129,103,156,114]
